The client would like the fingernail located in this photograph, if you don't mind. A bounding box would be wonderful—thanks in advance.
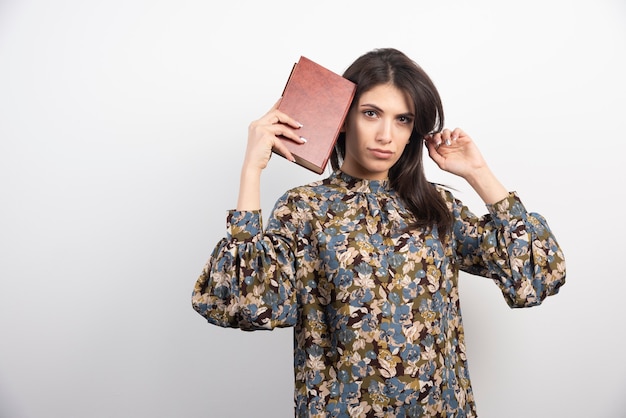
[445,139,451,146]
[300,136,307,143]
[297,122,303,128]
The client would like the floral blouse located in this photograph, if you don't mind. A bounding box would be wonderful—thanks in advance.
[192,171,566,417]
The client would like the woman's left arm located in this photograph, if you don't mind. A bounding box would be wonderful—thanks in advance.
[426,128,566,307]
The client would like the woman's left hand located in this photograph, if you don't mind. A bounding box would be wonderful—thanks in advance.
[425,128,509,204]
[424,128,488,180]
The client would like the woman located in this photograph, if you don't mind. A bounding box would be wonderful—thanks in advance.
[192,48,566,417]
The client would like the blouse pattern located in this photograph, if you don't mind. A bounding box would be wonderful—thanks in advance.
[192,171,566,417]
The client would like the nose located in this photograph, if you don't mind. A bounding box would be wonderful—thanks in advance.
[376,119,393,144]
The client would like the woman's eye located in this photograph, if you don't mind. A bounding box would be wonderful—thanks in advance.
[363,110,377,118]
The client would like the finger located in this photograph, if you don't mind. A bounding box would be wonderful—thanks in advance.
[270,110,304,130]
[424,136,442,156]
[263,98,304,129]
[271,123,307,144]
[450,127,465,142]
[271,138,297,163]
[428,132,443,149]
[264,99,302,128]
[440,129,453,146]
[424,135,437,150]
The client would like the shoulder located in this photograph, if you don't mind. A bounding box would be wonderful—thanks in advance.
[281,173,344,204]
[268,175,339,227]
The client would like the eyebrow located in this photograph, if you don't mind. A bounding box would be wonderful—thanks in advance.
[359,103,415,118]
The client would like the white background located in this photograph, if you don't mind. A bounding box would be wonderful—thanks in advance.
[1,1,624,417]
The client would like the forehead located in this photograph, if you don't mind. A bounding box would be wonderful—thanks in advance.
[358,83,414,114]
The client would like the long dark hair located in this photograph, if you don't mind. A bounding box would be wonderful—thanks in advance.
[330,48,452,234]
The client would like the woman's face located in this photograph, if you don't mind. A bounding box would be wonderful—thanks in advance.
[340,83,415,180]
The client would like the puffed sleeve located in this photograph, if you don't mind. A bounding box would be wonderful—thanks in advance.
[452,191,566,308]
[191,200,299,330]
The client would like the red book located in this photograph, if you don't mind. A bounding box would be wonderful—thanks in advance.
[274,56,356,174]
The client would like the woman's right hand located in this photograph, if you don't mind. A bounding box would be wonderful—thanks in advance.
[243,98,306,173]
[236,99,305,211]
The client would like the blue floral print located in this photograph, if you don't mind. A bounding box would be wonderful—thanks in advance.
[192,171,566,417]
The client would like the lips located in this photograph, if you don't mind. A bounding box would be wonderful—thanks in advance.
[368,148,393,159]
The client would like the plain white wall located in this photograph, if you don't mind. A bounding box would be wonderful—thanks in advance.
[1,0,624,417]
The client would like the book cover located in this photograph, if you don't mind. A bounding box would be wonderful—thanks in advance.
[274,56,356,174]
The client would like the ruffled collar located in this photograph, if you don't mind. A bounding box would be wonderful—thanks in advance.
[330,170,392,195]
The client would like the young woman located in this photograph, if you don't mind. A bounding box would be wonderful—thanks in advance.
[192,48,566,417]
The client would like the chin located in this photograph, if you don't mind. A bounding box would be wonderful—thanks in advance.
[368,162,394,174]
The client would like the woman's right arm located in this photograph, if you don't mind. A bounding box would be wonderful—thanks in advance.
[191,101,306,330]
